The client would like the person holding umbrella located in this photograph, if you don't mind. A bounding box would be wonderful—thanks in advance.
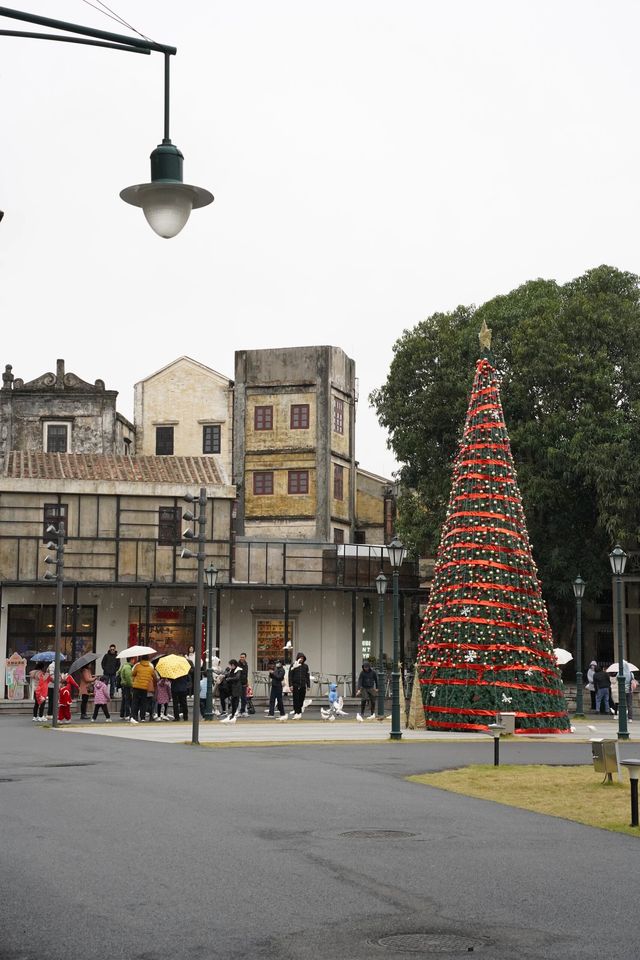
[117,657,134,720]
[130,656,157,724]
[78,664,96,721]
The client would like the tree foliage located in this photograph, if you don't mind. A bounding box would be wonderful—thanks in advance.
[370,265,640,630]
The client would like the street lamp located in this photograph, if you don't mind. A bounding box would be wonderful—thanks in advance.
[181,488,207,745]
[203,563,218,721]
[43,519,65,728]
[573,575,586,719]
[610,545,629,741]
[0,6,213,238]
[387,537,406,740]
[375,572,387,719]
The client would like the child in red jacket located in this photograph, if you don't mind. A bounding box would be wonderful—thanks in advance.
[58,676,74,723]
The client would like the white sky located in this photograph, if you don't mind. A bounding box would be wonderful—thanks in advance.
[2,1,639,478]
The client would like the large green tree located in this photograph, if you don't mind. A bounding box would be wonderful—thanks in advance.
[371,265,640,635]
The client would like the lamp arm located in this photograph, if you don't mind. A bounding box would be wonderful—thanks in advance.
[0,29,150,53]
[0,6,176,55]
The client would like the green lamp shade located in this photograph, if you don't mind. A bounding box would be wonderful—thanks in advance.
[120,181,214,239]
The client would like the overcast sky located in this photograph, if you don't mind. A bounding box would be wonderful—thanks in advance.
[1,1,639,478]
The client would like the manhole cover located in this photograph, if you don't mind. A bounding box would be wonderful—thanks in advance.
[340,830,416,839]
[378,933,486,953]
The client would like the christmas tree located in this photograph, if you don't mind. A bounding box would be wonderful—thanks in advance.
[418,324,570,734]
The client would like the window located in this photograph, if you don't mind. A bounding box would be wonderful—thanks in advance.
[354,530,366,544]
[333,397,344,434]
[253,471,274,495]
[45,422,69,453]
[155,426,174,456]
[203,424,221,454]
[333,463,344,501]
[7,604,96,662]
[158,506,181,546]
[333,528,345,544]
[254,406,273,431]
[290,404,309,429]
[288,470,309,494]
[43,503,68,542]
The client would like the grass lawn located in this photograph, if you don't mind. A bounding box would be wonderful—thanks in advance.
[408,765,640,836]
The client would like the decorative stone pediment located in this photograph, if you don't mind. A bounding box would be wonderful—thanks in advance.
[9,360,106,393]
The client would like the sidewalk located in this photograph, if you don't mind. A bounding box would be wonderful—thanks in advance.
[50,714,640,746]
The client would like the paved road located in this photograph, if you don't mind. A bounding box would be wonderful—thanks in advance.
[2,718,638,960]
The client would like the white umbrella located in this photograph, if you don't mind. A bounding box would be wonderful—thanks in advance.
[553,648,573,665]
[116,645,156,659]
[606,662,639,673]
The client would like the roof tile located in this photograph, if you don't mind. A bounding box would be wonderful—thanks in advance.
[5,453,224,485]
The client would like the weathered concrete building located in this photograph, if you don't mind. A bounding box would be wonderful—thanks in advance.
[134,357,233,483]
[233,345,357,543]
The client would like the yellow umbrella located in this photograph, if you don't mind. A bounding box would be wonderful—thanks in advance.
[155,654,191,680]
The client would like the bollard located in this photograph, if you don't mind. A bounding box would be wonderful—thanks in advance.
[487,723,505,767]
[621,760,640,827]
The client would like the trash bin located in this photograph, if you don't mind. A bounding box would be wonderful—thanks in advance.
[591,738,620,780]
[497,712,516,735]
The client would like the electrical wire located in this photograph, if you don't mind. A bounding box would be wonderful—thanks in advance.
[78,0,155,44]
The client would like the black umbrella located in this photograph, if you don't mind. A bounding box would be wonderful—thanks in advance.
[68,651,99,675]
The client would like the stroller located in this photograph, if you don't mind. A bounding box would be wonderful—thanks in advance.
[320,682,348,721]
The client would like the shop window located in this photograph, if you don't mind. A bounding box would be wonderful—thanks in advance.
[129,606,196,659]
[6,604,96,664]
[256,618,294,670]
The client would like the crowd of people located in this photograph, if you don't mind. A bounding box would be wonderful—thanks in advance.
[28,650,385,725]
[585,660,637,719]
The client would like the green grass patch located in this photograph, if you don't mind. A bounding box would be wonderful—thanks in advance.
[408,765,640,836]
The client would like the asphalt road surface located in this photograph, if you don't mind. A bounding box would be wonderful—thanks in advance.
[2,719,638,960]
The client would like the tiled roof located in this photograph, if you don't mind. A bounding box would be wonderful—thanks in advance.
[5,452,225,485]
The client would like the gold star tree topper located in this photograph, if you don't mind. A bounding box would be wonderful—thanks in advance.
[479,319,492,351]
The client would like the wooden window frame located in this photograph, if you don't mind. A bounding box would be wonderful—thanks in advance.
[45,422,70,453]
[290,404,309,430]
[155,426,174,456]
[253,471,274,495]
[158,506,182,547]
[254,406,273,431]
[288,469,309,494]
[333,397,344,434]
[333,463,344,501]
[333,527,345,544]
[202,424,221,454]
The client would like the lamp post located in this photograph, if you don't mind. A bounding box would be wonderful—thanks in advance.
[573,575,586,719]
[610,545,629,741]
[43,519,65,728]
[387,537,406,741]
[181,488,207,745]
[0,6,213,238]
[203,563,218,721]
[375,572,387,719]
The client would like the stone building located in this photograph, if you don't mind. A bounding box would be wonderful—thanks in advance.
[134,357,233,483]
[0,359,134,468]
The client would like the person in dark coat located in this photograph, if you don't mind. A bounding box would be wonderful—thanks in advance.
[101,645,119,698]
[288,653,310,719]
[238,652,250,717]
[220,659,243,723]
[356,661,378,721]
[594,666,611,715]
[171,666,192,722]
[267,659,287,720]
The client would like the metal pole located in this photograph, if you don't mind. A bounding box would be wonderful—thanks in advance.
[575,595,584,717]
[51,520,65,728]
[204,581,214,720]
[631,779,639,828]
[494,736,500,767]
[390,567,402,740]
[191,488,206,746]
[377,591,385,718]
[163,51,171,141]
[616,573,629,740]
